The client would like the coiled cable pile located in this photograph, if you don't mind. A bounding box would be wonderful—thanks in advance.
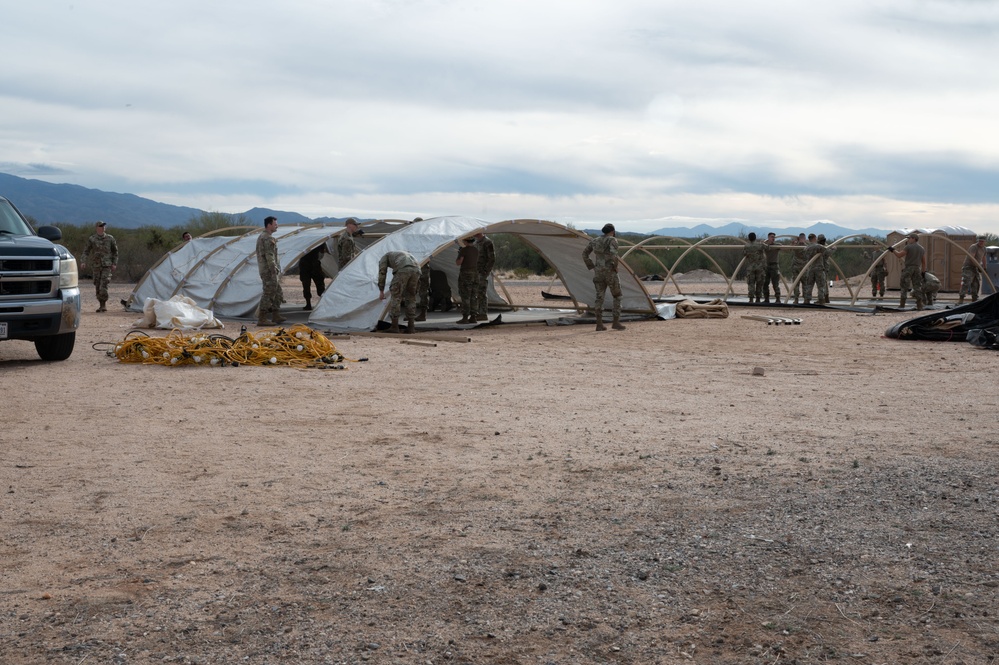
[111,324,351,368]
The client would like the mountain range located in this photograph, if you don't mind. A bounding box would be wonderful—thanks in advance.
[2,172,890,238]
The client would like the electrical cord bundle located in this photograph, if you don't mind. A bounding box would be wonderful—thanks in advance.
[110,324,353,368]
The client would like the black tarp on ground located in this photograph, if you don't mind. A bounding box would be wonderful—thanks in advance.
[885,293,999,344]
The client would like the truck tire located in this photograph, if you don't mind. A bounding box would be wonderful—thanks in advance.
[34,332,76,361]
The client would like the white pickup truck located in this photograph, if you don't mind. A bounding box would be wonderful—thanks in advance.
[0,195,81,360]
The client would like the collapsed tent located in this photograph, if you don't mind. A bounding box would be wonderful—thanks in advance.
[309,216,656,332]
[885,293,999,342]
[125,221,409,318]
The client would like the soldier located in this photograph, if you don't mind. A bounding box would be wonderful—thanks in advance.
[790,233,807,304]
[81,221,118,312]
[181,231,193,242]
[889,232,926,310]
[801,233,826,305]
[299,243,327,311]
[336,218,362,270]
[582,223,626,331]
[958,236,987,304]
[762,232,781,304]
[455,237,479,324]
[255,216,286,326]
[378,250,422,333]
[474,231,495,321]
[816,234,832,304]
[870,248,888,298]
[416,264,431,321]
[921,271,941,305]
[742,232,766,303]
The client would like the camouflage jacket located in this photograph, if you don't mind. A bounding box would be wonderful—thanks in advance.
[256,231,280,278]
[583,235,619,272]
[83,233,118,267]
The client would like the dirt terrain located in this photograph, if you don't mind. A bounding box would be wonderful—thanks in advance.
[2,281,997,664]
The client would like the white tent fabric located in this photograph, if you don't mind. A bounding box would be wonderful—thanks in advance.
[127,225,353,318]
[309,216,655,332]
[132,295,224,330]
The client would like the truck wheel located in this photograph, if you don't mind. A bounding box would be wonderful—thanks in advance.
[34,332,76,361]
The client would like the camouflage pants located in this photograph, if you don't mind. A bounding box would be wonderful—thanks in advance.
[259,274,285,316]
[593,268,622,318]
[960,266,980,299]
[745,265,765,301]
[763,263,780,300]
[475,272,490,319]
[458,271,478,318]
[803,267,827,302]
[417,265,431,310]
[870,269,887,296]
[791,262,806,298]
[92,265,113,302]
[388,268,421,320]
[900,266,925,306]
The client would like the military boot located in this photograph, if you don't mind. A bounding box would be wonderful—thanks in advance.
[595,312,606,332]
[611,314,626,331]
[415,308,427,322]
[303,300,312,311]
[256,317,273,326]
[456,316,470,324]
[957,295,965,304]
[96,299,107,313]
[387,316,401,333]
[407,318,416,334]
[273,311,287,323]
[899,294,907,308]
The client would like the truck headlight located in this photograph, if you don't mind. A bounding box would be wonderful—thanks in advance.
[58,257,79,289]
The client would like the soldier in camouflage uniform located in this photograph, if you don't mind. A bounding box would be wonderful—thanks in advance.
[474,231,495,321]
[920,271,940,305]
[81,221,118,312]
[816,235,832,304]
[378,250,422,333]
[336,218,362,270]
[789,233,807,304]
[416,264,431,321]
[742,232,766,303]
[455,237,479,324]
[958,236,987,304]
[762,232,782,304]
[801,234,828,305]
[582,223,626,331]
[870,248,888,298]
[889,232,926,310]
[255,216,286,325]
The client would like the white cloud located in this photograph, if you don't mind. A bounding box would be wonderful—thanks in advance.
[2,0,998,234]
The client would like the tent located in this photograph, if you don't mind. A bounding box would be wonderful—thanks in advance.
[885,293,999,342]
[125,221,409,318]
[309,216,655,332]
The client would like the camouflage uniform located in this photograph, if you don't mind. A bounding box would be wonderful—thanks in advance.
[456,242,479,322]
[742,239,766,302]
[336,231,358,270]
[789,238,807,302]
[897,239,925,309]
[763,241,781,303]
[299,244,326,309]
[474,234,495,320]
[378,251,421,323]
[920,271,940,305]
[256,229,284,320]
[870,250,888,297]
[417,264,431,313]
[82,228,118,310]
[582,234,623,324]
[802,240,828,304]
[959,241,986,302]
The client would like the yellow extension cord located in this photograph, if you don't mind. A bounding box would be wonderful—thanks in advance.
[111,324,351,368]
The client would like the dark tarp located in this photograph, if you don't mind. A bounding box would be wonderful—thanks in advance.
[885,293,999,346]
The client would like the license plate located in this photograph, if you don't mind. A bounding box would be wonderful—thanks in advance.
[0,321,7,339]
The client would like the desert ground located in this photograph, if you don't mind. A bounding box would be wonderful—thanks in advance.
[2,278,997,665]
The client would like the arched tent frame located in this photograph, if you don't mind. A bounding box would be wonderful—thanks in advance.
[309,216,656,332]
[617,233,905,303]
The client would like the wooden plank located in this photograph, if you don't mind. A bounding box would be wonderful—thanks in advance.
[400,340,437,347]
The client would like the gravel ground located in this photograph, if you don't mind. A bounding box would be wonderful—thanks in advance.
[1,282,997,664]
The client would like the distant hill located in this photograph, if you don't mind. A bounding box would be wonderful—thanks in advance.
[0,172,206,228]
[644,221,890,240]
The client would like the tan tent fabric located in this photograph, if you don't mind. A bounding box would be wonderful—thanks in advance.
[675,298,729,319]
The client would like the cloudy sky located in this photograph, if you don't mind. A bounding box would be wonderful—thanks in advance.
[3,0,998,234]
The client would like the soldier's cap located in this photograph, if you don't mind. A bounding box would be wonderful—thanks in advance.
[463,237,475,244]
[601,223,615,234]
[345,218,359,227]
[977,235,987,241]
[907,231,919,239]
[817,234,825,241]
[95,221,107,227]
